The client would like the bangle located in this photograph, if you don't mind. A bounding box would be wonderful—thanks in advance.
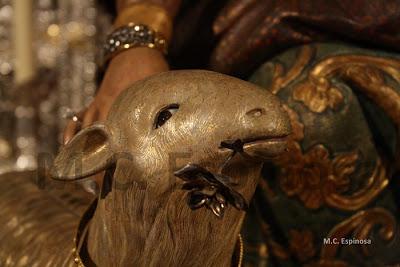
[114,2,173,42]
[103,23,167,64]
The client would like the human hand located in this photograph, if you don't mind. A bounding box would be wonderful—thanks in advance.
[63,47,169,144]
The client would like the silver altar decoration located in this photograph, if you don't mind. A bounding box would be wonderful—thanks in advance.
[0,0,112,173]
[0,0,15,174]
[57,0,97,133]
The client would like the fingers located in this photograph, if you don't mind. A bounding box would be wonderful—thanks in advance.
[63,110,84,145]
[63,120,79,145]
[63,107,95,145]
[213,0,258,35]
[63,101,109,145]
[82,104,99,128]
[211,2,271,73]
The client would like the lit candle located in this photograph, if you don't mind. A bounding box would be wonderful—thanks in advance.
[13,0,35,84]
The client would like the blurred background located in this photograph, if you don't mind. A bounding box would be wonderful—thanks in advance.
[0,0,112,174]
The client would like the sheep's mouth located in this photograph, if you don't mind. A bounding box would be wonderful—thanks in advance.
[243,136,288,159]
[219,135,289,160]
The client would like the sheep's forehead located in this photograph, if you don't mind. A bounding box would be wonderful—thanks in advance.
[107,71,270,123]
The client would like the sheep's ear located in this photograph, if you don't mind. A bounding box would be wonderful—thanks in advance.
[51,124,115,181]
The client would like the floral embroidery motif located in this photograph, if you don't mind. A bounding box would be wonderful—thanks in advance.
[278,143,358,210]
[275,105,359,210]
[274,104,388,210]
[293,78,344,113]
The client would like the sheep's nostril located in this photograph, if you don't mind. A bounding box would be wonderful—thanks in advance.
[246,108,265,118]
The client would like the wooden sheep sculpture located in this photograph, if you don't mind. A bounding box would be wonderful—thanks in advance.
[0,70,290,267]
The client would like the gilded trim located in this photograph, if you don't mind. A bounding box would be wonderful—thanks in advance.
[321,208,396,258]
[293,53,400,115]
[275,105,389,210]
[271,46,314,94]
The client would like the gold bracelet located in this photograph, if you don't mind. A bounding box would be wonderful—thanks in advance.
[114,2,173,43]
[103,23,167,65]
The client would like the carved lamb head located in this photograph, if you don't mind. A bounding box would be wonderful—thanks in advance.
[52,70,290,188]
[50,70,291,266]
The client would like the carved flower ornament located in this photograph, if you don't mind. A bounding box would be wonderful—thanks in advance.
[174,139,248,218]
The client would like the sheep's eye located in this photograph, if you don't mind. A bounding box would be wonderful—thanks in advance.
[155,104,179,129]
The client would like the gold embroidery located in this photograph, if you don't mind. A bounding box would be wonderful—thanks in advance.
[308,208,396,266]
[321,208,396,258]
[278,143,358,210]
[266,49,399,266]
[281,104,304,142]
[293,78,343,113]
[271,46,314,94]
[344,64,400,125]
[324,158,388,211]
[293,53,400,114]
[276,105,389,210]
